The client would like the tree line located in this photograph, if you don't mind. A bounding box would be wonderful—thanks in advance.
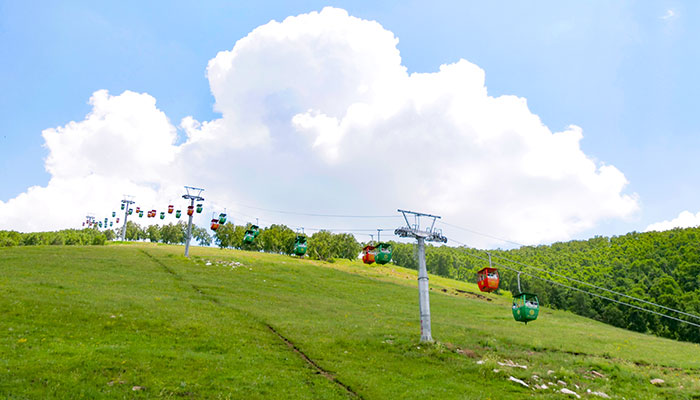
[0,228,109,246]
[119,221,362,261]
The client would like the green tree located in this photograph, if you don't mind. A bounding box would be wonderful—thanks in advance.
[161,223,185,244]
[192,225,212,246]
[214,223,238,248]
[146,225,161,243]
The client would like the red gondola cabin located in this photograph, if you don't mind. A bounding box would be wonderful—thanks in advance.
[362,245,376,264]
[477,267,500,292]
[210,219,220,231]
[168,205,174,214]
[187,205,194,216]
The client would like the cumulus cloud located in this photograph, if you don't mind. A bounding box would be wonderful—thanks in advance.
[645,211,700,232]
[0,7,639,246]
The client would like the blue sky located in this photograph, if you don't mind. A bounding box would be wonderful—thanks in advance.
[0,1,697,244]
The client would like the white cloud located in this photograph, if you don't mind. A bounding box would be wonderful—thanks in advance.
[645,211,700,232]
[661,9,676,20]
[0,7,639,246]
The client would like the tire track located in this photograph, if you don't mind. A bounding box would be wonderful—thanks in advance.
[138,248,360,397]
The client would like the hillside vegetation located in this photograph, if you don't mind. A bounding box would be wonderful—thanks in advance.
[389,227,700,343]
[1,243,699,399]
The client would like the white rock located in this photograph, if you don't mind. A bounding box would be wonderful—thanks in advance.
[557,380,567,386]
[591,391,611,398]
[498,359,528,369]
[547,370,555,375]
[205,262,212,266]
[560,388,580,398]
[650,378,664,385]
[508,376,529,388]
[532,375,540,380]
[476,360,485,365]
[493,369,500,373]
[541,384,548,389]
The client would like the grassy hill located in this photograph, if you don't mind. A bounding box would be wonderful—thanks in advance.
[1,243,699,399]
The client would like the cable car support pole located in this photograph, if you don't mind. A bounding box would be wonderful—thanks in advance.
[120,196,135,241]
[395,209,447,342]
[182,186,204,257]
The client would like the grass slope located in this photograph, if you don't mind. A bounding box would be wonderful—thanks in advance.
[1,243,699,399]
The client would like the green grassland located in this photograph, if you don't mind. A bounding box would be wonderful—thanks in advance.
[1,243,699,399]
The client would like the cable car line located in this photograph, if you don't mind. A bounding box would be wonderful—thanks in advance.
[447,236,700,328]
[230,202,402,219]
[488,251,700,322]
[439,220,700,322]
[438,220,527,248]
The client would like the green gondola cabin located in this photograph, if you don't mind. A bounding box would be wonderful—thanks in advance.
[243,224,260,244]
[112,211,116,217]
[175,210,181,218]
[293,235,307,256]
[121,204,125,210]
[128,209,133,215]
[374,243,393,265]
[477,267,500,292]
[196,204,203,213]
[139,211,144,218]
[160,212,165,220]
[219,213,227,224]
[362,245,376,264]
[512,292,539,324]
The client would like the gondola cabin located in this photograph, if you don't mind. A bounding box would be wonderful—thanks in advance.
[210,219,220,231]
[243,225,260,244]
[112,212,116,217]
[477,267,500,292]
[175,210,181,218]
[218,213,227,224]
[116,218,120,224]
[110,222,113,227]
[362,245,376,264]
[512,292,539,324]
[293,235,307,256]
[99,221,103,228]
[196,204,203,213]
[168,205,174,214]
[136,207,140,213]
[187,206,194,216]
[375,243,393,265]
[128,209,133,215]
[121,204,125,210]
[160,212,165,220]
[139,211,144,218]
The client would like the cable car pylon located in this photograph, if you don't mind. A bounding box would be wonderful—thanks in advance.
[395,209,447,343]
[182,186,205,257]
[119,195,135,241]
